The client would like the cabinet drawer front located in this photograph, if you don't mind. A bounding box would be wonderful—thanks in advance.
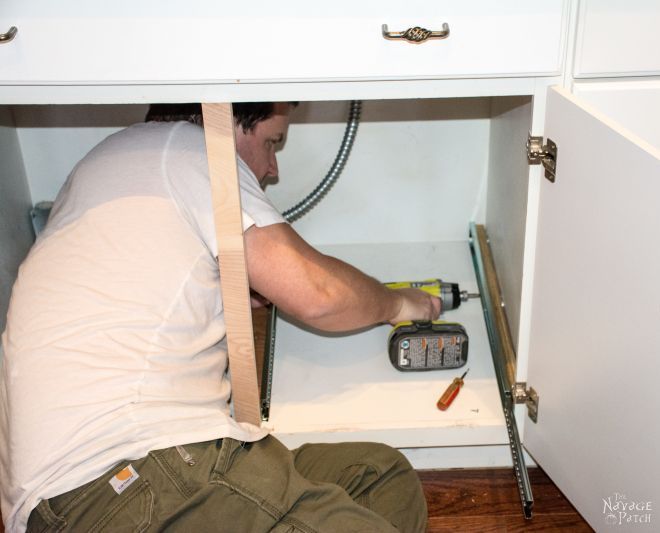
[574,0,660,78]
[0,1,566,85]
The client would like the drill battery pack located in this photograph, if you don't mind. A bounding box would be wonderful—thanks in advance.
[388,320,468,372]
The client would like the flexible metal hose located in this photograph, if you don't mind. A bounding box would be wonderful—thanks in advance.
[282,100,362,222]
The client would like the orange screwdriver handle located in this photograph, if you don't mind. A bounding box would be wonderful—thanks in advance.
[437,377,464,410]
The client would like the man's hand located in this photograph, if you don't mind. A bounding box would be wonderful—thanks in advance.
[387,288,442,325]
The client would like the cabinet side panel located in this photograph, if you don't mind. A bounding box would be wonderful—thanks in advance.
[485,97,532,352]
[0,107,33,335]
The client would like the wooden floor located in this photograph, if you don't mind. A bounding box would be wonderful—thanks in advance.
[420,467,592,532]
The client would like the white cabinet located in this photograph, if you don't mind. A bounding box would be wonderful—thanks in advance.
[2,1,660,530]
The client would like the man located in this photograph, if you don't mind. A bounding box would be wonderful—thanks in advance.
[0,102,440,532]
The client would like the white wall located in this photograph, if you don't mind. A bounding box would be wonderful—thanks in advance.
[272,98,492,245]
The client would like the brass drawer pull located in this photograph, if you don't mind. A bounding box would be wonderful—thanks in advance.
[381,23,449,44]
[0,26,18,44]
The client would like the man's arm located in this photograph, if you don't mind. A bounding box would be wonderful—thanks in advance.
[244,222,441,332]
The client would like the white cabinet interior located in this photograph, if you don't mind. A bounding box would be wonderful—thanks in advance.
[262,97,533,458]
[1,96,534,466]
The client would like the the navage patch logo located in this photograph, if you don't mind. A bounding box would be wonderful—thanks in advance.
[603,492,652,526]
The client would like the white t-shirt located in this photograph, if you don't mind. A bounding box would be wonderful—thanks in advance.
[0,121,285,532]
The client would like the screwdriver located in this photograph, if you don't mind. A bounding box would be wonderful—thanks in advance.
[436,369,469,411]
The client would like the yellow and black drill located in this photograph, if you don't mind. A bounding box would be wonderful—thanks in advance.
[385,279,479,371]
[385,278,479,311]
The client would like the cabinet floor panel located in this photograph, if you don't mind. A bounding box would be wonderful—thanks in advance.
[264,241,506,450]
[420,467,593,532]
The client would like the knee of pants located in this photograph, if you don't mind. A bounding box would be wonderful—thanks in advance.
[349,442,414,475]
[294,441,413,474]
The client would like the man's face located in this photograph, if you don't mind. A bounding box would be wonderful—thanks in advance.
[235,103,291,184]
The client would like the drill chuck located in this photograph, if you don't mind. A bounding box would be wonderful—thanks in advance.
[439,282,463,311]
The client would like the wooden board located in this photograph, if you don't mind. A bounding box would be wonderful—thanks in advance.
[202,103,260,426]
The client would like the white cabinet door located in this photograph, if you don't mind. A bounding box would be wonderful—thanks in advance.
[525,86,660,531]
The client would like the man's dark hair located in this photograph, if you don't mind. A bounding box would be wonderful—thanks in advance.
[145,102,297,131]
[144,103,203,126]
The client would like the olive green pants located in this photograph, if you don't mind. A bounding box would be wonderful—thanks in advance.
[27,436,427,532]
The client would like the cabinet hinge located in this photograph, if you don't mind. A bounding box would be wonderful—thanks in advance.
[526,133,557,183]
[512,382,539,423]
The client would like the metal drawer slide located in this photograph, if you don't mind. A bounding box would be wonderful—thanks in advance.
[469,222,534,519]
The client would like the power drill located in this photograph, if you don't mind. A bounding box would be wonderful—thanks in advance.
[384,278,479,311]
[385,279,479,372]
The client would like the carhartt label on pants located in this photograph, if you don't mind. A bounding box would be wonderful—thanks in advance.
[109,464,139,495]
